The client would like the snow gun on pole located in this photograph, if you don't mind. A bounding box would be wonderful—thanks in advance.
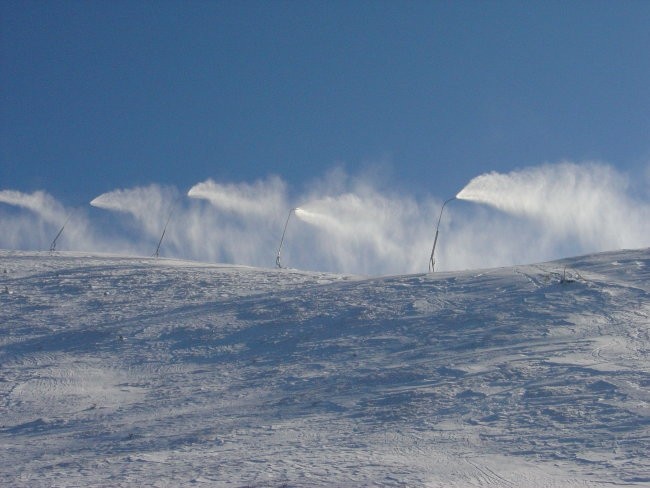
[276,207,297,269]
[154,206,175,258]
[50,213,72,252]
[428,197,456,272]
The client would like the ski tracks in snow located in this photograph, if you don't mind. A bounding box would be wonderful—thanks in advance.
[0,249,649,486]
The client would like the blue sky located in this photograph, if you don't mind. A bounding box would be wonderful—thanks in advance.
[3,0,649,204]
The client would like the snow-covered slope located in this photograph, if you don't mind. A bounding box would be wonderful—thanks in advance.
[1,249,648,487]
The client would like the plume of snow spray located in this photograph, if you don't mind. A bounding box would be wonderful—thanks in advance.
[187,177,289,266]
[0,189,119,252]
[187,177,286,217]
[3,162,647,274]
[294,207,345,234]
[0,189,66,224]
[90,186,176,234]
[456,162,649,251]
[292,190,437,274]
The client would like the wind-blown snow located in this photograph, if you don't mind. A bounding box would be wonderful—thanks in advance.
[0,190,115,253]
[0,190,65,224]
[90,186,175,220]
[187,177,287,217]
[1,248,648,486]
[456,162,650,250]
[2,161,649,273]
[294,207,338,229]
[90,185,179,243]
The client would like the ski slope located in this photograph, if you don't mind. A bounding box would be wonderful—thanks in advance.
[1,249,648,487]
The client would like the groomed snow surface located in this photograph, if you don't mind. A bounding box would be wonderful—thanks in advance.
[1,249,648,487]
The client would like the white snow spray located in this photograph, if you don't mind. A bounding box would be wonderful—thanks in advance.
[2,162,647,273]
[90,185,182,259]
[288,191,437,274]
[456,162,650,251]
[187,177,286,217]
[90,186,174,225]
[0,189,116,252]
[0,189,65,223]
[294,207,344,233]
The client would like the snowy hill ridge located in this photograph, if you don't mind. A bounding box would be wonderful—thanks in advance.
[1,249,649,487]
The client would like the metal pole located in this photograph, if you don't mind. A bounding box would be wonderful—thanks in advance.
[276,208,297,268]
[50,214,72,252]
[153,207,175,258]
[428,197,456,272]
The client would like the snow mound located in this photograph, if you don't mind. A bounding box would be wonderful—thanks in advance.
[1,249,649,487]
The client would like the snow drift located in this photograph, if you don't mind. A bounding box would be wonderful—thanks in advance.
[1,248,648,486]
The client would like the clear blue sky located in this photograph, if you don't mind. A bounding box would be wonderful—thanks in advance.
[2,0,649,205]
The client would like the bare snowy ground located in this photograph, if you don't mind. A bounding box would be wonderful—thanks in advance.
[0,249,648,487]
